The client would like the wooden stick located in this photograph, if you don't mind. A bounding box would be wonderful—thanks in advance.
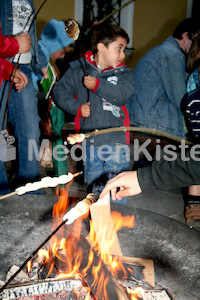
[0,219,67,293]
[0,192,99,293]
[83,126,192,145]
[0,191,18,200]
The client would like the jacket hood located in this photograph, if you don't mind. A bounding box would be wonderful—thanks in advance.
[85,51,126,70]
[39,19,74,61]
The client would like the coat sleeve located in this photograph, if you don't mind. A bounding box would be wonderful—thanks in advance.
[93,70,135,106]
[137,148,200,192]
[0,27,19,58]
[53,68,83,116]
[0,58,14,84]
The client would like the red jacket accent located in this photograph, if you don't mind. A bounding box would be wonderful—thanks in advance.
[0,24,19,86]
[121,105,130,145]
[92,78,99,92]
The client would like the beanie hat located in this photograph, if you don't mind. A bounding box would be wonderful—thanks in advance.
[39,19,74,60]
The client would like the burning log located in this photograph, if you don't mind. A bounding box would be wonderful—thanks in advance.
[0,193,99,293]
[0,278,83,299]
[74,233,129,300]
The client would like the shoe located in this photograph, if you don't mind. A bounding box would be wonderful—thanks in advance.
[185,204,200,227]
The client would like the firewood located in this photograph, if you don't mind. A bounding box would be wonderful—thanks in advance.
[76,234,129,300]
[0,278,83,299]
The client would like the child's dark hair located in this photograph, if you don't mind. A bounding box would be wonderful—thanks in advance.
[90,22,129,55]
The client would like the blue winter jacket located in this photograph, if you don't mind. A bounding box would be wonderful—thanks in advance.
[127,36,187,138]
[53,51,135,146]
[0,0,47,74]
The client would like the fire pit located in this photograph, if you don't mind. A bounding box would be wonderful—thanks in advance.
[0,194,199,299]
[115,203,200,300]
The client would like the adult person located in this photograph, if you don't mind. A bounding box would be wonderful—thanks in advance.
[0,23,31,194]
[0,0,47,194]
[99,148,200,226]
[127,18,200,139]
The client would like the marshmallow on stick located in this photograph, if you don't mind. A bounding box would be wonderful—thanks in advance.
[63,193,99,224]
[16,173,74,195]
[67,133,85,145]
[65,19,80,40]
[0,172,82,200]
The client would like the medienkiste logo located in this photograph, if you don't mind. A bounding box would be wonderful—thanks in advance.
[0,129,16,162]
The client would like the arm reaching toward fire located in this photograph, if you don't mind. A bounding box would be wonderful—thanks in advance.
[99,171,142,200]
[100,150,200,201]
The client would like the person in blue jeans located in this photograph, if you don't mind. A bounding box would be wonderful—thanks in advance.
[127,18,200,139]
[0,0,47,194]
[54,23,135,204]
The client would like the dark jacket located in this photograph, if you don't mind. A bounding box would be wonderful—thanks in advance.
[53,51,135,146]
[138,149,200,192]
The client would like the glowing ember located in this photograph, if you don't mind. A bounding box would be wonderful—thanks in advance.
[127,286,144,299]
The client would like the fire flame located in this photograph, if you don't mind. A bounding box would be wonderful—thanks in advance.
[28,187,144,299]
[127,286,145,299]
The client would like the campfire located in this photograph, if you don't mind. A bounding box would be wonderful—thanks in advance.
[0,187,173,300]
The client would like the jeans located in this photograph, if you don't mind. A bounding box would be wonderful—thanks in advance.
[0,64,41,194]
[84,143,130,204]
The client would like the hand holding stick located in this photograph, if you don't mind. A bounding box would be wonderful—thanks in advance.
[81,102,91,117]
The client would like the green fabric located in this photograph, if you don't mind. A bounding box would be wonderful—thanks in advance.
[50,104,67,177]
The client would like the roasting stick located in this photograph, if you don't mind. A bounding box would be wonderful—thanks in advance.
[66,126,192,145]
[0,172,82,201]
[0,193,99,293]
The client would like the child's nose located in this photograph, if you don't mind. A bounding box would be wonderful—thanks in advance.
[121,51,125,60]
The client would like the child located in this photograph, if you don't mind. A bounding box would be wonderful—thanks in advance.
[53,23,135,203]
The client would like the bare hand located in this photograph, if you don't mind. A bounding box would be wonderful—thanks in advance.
[81,102,91,117]
[99,171,142,200]
[84,76,96,90]
[11,69,28,92]
[42,67,48,79]
[15,31,32,54]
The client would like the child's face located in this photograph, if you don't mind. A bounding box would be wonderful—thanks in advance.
[100,36,127,69]
[51,48,66,61]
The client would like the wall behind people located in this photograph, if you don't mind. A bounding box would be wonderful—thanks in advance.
[125,0,189,68]
[34,0,188,68]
